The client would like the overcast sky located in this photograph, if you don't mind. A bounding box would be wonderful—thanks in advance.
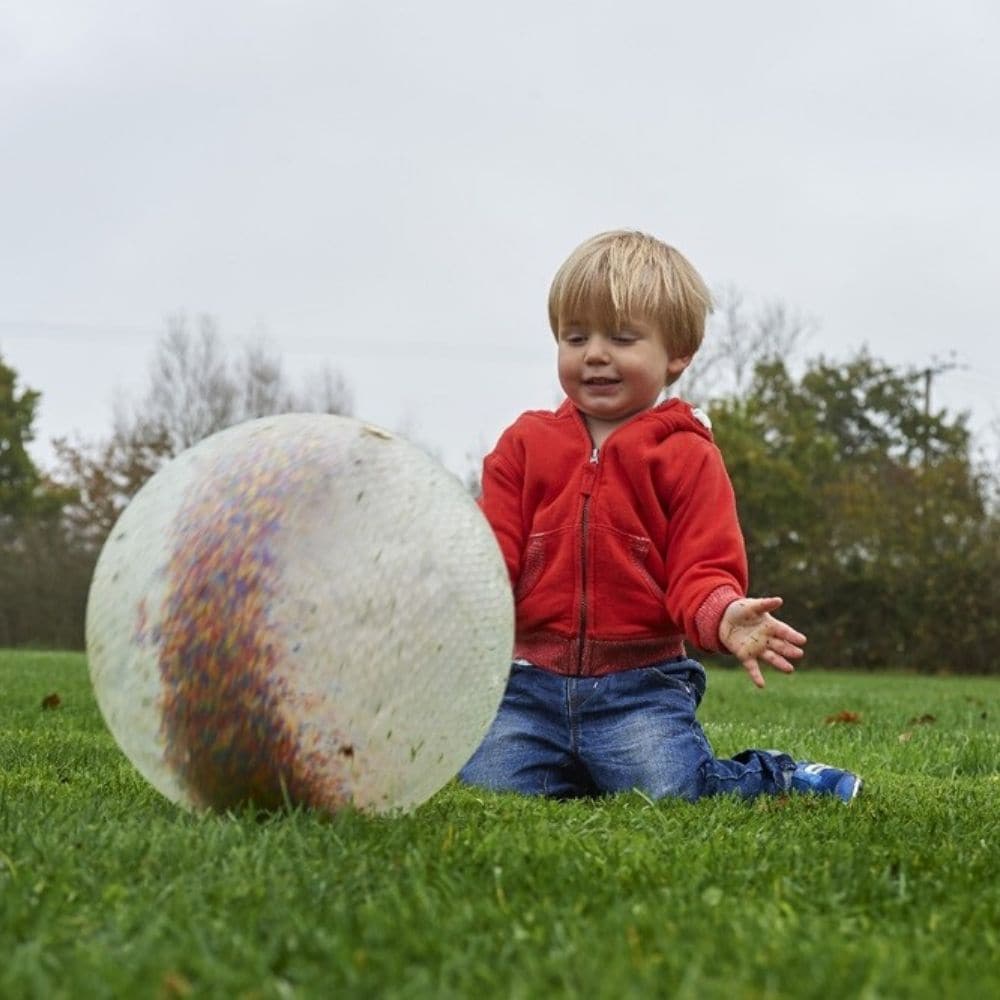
[2,1,998,478]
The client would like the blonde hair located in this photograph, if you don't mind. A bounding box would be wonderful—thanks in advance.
[548,230,713,360]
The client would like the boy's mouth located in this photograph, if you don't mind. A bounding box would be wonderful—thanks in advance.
[584,377,619,385]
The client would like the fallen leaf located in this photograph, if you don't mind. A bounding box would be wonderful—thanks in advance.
[898,731,913,743]
[907,713,936,726]
[825,710,861,725]
[41,693,61,710]
[159,972,193,998]
[754,794,791,812]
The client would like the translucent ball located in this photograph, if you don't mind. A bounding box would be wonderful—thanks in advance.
[85,414,513,815]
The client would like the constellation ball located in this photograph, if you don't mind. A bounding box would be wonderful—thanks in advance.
[85,414,514,815]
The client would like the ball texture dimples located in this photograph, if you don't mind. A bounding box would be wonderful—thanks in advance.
[85,414,514,814]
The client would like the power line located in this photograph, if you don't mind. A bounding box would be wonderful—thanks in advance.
[0,321,161,340]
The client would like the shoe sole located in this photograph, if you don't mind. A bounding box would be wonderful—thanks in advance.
[841,776,863,804]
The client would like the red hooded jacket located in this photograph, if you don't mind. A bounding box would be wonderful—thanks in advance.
[480,398,747,676]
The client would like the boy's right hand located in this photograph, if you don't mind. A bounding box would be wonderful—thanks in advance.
[718,596,806,689]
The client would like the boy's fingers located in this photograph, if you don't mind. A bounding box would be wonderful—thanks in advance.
[753,596,783,613]
[744,659,765,688]
[769,638,805,659]
[769,619,807,645]
[763,650,796,674]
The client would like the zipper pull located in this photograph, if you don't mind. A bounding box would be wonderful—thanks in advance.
[580,446,599,496]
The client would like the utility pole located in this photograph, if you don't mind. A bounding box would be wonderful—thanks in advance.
[919,358,962,472]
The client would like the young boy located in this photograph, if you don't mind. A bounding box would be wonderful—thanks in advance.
[460,230,862,803]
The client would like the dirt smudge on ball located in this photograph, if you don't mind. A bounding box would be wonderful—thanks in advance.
[145,436,351,811]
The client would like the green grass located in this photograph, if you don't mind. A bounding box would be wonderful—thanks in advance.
[1,650,998,999]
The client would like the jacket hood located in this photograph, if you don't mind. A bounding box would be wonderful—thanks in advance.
[556,397,715,444]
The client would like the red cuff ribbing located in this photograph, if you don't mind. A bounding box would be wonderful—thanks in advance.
[694,585,742,651]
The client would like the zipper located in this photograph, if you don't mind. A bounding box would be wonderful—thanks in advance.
[576,447,600,675]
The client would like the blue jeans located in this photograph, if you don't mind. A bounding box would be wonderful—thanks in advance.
[459,659,795,801]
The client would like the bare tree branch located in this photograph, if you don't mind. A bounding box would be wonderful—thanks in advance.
[678,287,813,403]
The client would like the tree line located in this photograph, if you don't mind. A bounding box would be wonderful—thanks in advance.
[2,309,997,672]
[705,353,998,672]
[0,317,352,649]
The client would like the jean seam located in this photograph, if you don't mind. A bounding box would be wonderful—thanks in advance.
[649,664,705,706]
[565,678,580,756]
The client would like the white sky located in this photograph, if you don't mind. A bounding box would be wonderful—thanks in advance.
[2,1,999,478]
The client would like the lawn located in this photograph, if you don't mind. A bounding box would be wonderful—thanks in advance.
[1,649,998,999]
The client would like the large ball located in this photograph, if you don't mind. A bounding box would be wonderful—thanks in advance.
[85,414,513,815]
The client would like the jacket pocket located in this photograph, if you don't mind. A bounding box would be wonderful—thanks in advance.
[624,533,665,602]
[587,526,667,634]
[514,526,578,630]
[514,533,547,601]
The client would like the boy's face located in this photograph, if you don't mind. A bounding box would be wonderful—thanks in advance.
[556,318,691,437]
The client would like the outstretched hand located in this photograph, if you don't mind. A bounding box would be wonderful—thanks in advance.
[719,597,806,689]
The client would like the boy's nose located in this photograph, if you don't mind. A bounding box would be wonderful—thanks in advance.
[583,337,611,363]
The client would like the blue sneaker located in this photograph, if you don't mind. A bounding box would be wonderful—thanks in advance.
[791,761,863,803]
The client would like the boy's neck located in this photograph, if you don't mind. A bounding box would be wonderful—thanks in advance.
[581,395,676,448]
[584,409,652,449]
[585,416,617,449]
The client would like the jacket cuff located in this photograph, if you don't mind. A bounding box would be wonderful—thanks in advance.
[694,585,743,651]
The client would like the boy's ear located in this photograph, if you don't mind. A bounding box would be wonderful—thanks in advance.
[665,354,693,385]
